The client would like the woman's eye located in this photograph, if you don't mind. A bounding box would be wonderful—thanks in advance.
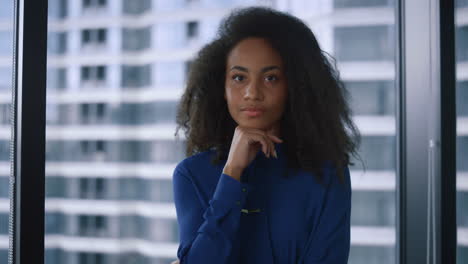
[265,75,278,82]
[232,75,245,82]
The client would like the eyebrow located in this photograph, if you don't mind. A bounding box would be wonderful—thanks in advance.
[229,65,281,73]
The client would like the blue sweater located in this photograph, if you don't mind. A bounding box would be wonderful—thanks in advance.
[172,142,351,264]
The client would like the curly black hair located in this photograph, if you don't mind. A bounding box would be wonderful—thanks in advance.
[174,6,364,186]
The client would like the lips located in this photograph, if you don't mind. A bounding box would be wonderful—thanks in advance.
[241,107,265,117]
[241,107,265,112]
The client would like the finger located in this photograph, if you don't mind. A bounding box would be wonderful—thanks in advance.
[247,129,276,158]
[245,129,270,157]
[262,132,274,158]
[264,133,275,158]
[259,132,276,158]
[249,134,270,157]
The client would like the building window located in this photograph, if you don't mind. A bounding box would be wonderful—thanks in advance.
[47,32,67,55]
[83,0,107,9]
[78,252,106,264]
[346,81,395,116]
[78,215,108,237]
[333,0,393,8]
[122,27,151,51]
[186,21,198,39]
[45,177,66,198]
[122,0,151,15]
[48,0,67,19]
[79,177,106,199]
[121,64,152,88]
[0,104,9,125]
[81,28,107,50]
[0,178,8,198]
[80,140,107,161]
[45,212,65,234]
[184,60,192,80]
[154,180,174,203]
[47,67,67,90]
[456,26,468,62]
[0,31,12,56]
[0,67,12,91]
[80,103,107,124]
[0,213,9,234]
[457,81,468,116]
[0,0,13,19]
[334,25,394,61]
[80,65,106,87]
[456,0,468,7]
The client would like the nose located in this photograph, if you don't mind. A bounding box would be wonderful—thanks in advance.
[244,78,264,101]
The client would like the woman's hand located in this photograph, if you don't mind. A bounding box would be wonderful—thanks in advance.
[222,126,283,181]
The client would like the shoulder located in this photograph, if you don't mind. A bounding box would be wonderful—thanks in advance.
[173,149,217,180]
[321,160,351,187]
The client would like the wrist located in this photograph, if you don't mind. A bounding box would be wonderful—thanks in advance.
[223,164,243,181]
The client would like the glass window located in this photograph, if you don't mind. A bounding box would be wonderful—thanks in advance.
[334,0,394,8]
[122,0,152,15]
[43,1,400,263]
[456,26,468,62]
[80,65,107,87]
[0,177,8,197]
[335,25,395,61]
[45,177,67,197]
[0,0,13,19]
[83,0,107,9]
[80,103,108,124]
[0,31,12,55]
[0,213,8,234]
[0,67,12,90]
[47,31,67,55]
[47,67,67,90]
[81,28,107,51]
[457,81,468,116]
[121,64,152,88]
[48,0,67,19]
[186,21,199,38]
[154,0,185,11]
[45,212,65,234]
[121,27,151,51]
[78,214,108,237]
[456,0,468,8]
[346,81,395,115]
[78,252,106,264]
[0,103,9,125]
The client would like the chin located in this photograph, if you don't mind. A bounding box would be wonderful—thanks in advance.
[238,120,271,130]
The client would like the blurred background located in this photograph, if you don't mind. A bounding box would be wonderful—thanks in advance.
[0,0,466,263]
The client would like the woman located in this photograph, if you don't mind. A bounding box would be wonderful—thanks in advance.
[172,6,362,264]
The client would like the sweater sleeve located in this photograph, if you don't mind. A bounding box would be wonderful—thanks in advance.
[298,165,352,264]
[173,163,252,264]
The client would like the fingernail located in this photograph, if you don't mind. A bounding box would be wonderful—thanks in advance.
[274,150,278,158]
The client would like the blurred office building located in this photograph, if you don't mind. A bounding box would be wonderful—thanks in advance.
[0,0,466,263]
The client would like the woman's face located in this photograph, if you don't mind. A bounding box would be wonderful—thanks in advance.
[224,37,288,133]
